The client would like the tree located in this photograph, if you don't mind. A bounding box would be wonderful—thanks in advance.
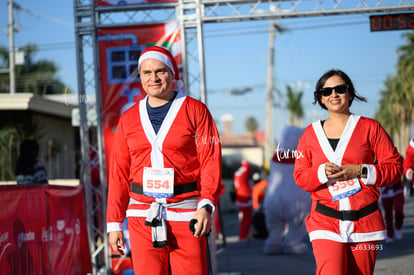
[0,126,19,181]
[375,31,414,152]
[375,76,403,148]
[396,31,414,147]
[245,116,258,135]
[0,43,71,94]
[285,84,303,126]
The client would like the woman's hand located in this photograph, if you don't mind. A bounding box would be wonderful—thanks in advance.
[326,163,361,180]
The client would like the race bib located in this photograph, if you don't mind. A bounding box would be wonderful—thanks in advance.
[142,167,174,198]
[328,178,361,201]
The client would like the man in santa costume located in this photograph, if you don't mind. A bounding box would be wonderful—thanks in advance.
[106,45,222,275]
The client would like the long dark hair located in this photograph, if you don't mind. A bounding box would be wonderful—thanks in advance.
[15,139,40,175]
[313,69,367,110]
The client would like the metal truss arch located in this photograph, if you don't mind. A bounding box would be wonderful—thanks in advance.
[74,1,414,273]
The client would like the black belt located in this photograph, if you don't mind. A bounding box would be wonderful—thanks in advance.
[315,201,378,221]
[131,181,198,196]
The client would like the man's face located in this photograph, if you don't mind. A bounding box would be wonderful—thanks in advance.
[139,58,175,105]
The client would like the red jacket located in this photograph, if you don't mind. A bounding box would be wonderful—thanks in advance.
[404,138,414,179]
[294,115,402,243]
[107,92,222,230]
[234,161,252,207]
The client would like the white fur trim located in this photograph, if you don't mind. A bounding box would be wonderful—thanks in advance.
[362,164,377,185]
[309,229,386,242]
[126,208,196,221]
[406,168,413,179]
[318,163,329,184]
[381,188,404,198]
[138,51,175,76]
[107,222,123,233]
[236,200,252,207]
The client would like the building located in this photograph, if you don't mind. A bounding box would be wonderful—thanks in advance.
[0,93,79,180]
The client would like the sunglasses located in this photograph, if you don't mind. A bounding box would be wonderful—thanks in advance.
[317,84,349,97]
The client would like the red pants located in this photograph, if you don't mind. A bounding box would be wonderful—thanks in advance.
[128,217,208,275]
[381,192,404,238]
[238,206,252,240]
[312,239,379,275]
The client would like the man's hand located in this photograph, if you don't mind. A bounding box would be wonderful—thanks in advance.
[190,207,212,238]
[109,231,125,255]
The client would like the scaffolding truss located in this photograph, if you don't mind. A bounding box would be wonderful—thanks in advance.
[73,0,414,273]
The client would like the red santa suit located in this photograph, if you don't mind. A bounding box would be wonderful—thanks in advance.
[404,137,414,180]
[380,180,404,242]
[234,160,253,240]
[294,115,402,275]
[107,91,222,274]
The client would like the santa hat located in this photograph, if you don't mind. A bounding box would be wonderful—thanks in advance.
[138,45,184,89]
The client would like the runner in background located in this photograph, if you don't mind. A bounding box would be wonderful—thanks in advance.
[380,174,404,244]
[233,160,253,240]
[403,137,414,197]
[251,172,269,239]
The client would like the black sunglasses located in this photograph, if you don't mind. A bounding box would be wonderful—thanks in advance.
[317,84,348,97]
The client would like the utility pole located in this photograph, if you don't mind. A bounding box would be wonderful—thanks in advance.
[8,0,16,94]
[264,20,276,171]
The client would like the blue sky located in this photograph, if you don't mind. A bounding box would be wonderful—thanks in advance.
[0,1,411,138]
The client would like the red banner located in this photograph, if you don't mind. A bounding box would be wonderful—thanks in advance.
[0,185,92,275]
[97,22,182,175]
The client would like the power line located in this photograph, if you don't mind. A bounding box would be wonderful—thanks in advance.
[8,18,368,53]
[36,42,75,51]
[205,19,367,38]
[12,1,72,28]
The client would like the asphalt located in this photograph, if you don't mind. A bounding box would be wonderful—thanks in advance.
[214,196,414,275]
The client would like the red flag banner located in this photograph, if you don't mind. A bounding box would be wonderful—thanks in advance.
[97,21,182,175]
[0,185,92,275]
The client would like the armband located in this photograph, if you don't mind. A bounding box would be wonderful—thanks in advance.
[201,204,213,215]
[360,165,368,179]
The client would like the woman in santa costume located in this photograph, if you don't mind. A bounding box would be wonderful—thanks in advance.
[106,46,222,275]
[293,69,402,275]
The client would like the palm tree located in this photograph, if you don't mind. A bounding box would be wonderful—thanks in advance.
[245,116,259,136]
[0,43,71,94]
[0,126,19,181]
[375,76,403,148]
[396,31,414,148]
[285,85,303,126]
[375,31,414,152]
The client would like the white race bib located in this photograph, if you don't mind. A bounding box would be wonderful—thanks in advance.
[328,178,361,201]
[142,167,174,198]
